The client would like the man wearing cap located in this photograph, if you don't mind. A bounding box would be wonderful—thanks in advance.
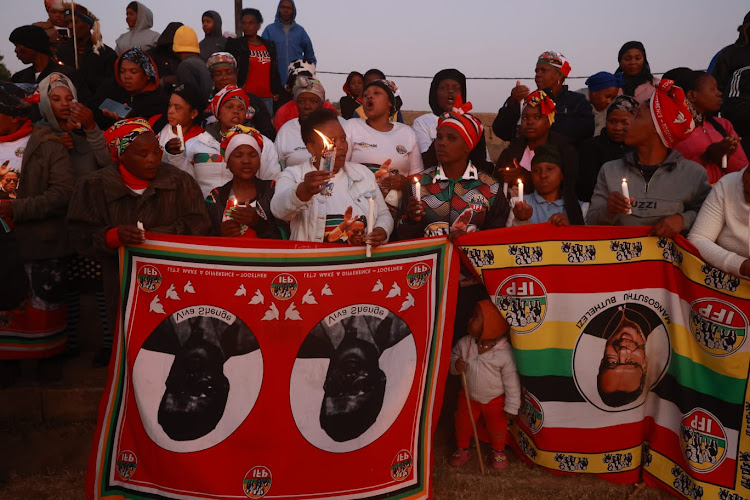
[587,80,711,237]
[9,25,89,102]
[173,26,214,100]
[492,51,594,146]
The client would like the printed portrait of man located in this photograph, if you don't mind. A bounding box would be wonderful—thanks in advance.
[290,305,417,453]
[597,307,651,407]
[132,308,263,453]
[573,302,670,412]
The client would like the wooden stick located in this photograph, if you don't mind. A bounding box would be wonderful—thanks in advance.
[626,482,647,500]
[71,0,79,69]
[461,370,485,475]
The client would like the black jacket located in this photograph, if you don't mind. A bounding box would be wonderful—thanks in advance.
[11,60,91,104]
[91,82,170,130]
[711,42,750,95]
[225,36,283,96]
[56,40,117,97]
[577,129,634,202]
[492,86,594,146]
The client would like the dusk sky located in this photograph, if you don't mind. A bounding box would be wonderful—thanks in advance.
[0,0,747,112]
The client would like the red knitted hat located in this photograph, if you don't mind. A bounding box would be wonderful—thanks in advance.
[649,79,695,148]
[477,299,509,341]
[437,94,483,150]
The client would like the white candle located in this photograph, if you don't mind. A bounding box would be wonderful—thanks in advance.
[721,155,727,169]
[366,197,375,258]
[621,178,632,215]
[413,177,421,203]
[503,167,509,197]
[517,179,524,202]
[137,221,144,231]
[176,124,185,151]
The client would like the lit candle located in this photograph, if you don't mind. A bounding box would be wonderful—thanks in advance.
[721,155,727,169]
[366,195,375,258]
[137,221,144,231]
[517,179,524,202]
[176,124,185,151]
[313,129,335,197]
[503,166,509,197]
[621,178,632,215]
[413,176,421,202]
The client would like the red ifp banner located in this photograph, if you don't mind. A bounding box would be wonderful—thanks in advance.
[87,235,459,499]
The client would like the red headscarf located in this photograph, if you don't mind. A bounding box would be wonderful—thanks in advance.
[649,79,695,148]
[211,85,249,118]
[437,95,483,150]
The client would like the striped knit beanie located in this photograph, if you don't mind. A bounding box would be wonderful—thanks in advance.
[437,94,483,150]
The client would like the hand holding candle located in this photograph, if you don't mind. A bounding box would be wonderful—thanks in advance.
[176,124,185,152]
[621,178,632,214]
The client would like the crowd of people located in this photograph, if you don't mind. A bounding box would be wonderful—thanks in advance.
[0,0,749,472]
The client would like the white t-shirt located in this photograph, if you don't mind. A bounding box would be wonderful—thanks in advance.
[343,118,423,177]
[276,116,348,169]
[158,124,280,198]
[412,113,439,154]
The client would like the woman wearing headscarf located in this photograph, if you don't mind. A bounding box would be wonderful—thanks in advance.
[271,108,392,245]
[199,11,226,61]
[275,77,344,169]
[206,52,275,140]
[665,67,748,184]
[577,96,638,202]
[114,1,160,55]
[67,118,210,365]
[615,41,660,105]
[57,3,117,97]
[38,72,113,361]
[397,99,509,343]
[413,69,494,174]
[156,84,211,187]
[205,126,286,238]
[587,80,711,237]
[493,51,594,146]
[0,79,76,380]
[91,46,169,130]
[496,89,579,198]
[339,71,363,121]
[577,71,623,136]
[201,85,280,196]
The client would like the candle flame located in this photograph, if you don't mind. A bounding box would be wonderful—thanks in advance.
[413,176,419,184]
[622,178,627,182]
[313,129,334,150]
[518,179,522,183]
[513,159,520,169]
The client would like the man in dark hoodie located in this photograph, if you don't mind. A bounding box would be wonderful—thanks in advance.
[412,68,493,174]
[261,0,316,85]
[199,11,226,61]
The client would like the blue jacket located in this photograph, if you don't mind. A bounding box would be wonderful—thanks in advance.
[261,0,317,84]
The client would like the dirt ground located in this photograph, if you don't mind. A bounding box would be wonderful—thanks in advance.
[0,397,675,500]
